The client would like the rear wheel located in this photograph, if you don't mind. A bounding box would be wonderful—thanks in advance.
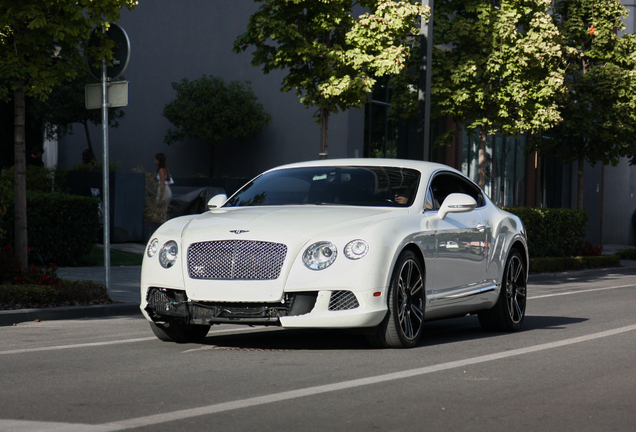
[367,250,425,348]
[478,249,527,331]
[149,321,210,343]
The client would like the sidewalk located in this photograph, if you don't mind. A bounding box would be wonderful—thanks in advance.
[0,243,146,326]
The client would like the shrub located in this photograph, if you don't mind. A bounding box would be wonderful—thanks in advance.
[530,255,620,274]
[617,248,636,260]
[2,192,99,265]
[581,241,602,256]
[0,246,111,309]
[0,165,68,194]
[504,207,588,258]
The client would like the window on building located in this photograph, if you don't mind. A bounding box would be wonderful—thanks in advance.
[364,77,398,158]
[461,129,526,207]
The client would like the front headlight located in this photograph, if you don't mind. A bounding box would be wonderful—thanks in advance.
[147,238,159,258]
[303,241,337,270]
[344,239,369,260]
[159,240,178,268]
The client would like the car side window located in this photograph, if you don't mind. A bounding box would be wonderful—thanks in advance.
[429,172,485,209]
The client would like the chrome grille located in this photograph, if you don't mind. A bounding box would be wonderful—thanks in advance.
[187,240,287,280]
[328,290,360,311]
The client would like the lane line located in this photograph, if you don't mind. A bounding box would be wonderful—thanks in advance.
[96,324,636,431]
[0,327,274,356]
[529,283,636,299]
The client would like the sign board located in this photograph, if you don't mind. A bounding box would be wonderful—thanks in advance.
[86,23,130,80]
[85,81,129,109]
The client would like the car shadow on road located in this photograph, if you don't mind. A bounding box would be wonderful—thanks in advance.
[194,314,588,351]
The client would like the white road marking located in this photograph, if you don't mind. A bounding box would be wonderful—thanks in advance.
[77,324,636,431]
[529,283,636,299]
[0,327,274,356]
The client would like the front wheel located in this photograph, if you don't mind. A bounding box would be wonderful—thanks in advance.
[478,249,527,332]
[367,250,425,348]
[149,321,210,343]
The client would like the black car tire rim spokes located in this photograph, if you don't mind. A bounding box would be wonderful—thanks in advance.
[506,255,526,324]
[397,259,424,340]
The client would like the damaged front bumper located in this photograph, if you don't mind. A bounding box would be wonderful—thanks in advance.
[145,287,318,326]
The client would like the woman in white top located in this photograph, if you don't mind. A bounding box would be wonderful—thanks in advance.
[155,153,173,208]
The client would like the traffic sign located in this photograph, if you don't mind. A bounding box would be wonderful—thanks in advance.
[86,23,130,80]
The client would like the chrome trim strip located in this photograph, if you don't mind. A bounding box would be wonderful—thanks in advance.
[431,284,498,302]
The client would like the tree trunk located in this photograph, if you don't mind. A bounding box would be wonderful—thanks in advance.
[577,156,584,210]
[14,81,28,268]
[477,127,488,189]
[83,120,94,155]
[319,108,329,160]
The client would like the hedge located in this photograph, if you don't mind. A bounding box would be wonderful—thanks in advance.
[504,207,588,258]
[530,255,620,274]
[2,192,99,266]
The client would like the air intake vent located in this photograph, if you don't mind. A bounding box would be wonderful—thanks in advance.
[328,290,360,311]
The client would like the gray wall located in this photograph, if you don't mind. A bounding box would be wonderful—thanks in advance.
[58,0,364,179]
[601,161,636,245]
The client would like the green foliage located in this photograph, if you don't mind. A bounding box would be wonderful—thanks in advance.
[530,255,620,274]
[431,0,564,143]
[2,192,99,266]
[163,75,271,146]
[1,165,68,194]
[528,0,636,169]
[505,207,588,258]
[233,0,427,155]
[77,246,142,267]
[0,0,138,102]
[617,248,636,260]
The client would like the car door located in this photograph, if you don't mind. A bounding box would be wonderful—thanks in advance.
[423,172,492,309]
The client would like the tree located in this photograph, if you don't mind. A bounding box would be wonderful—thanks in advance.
[29,70,126,159]
[527,0,636,209]
[233,0,427,159]
[162,75,272,176]
[0,0,137,267]
[431,0,565,188]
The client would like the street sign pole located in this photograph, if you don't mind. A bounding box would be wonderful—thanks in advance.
[86,23,130,296]
[101,57,110,293]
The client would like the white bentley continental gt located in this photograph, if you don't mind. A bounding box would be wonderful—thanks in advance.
[141,159,528,348]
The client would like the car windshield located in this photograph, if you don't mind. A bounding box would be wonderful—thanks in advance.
[225,166,421,208]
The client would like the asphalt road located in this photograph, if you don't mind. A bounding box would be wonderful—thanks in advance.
[1,267,635,432]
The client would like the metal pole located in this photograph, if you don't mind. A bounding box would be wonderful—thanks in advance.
[419,0,434,161]
[102,56,110,294]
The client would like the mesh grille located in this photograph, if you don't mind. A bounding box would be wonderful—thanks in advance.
[328,291,360,311]
[187,240,287,280]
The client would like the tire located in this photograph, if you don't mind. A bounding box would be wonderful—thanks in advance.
[478,249,527,332]
[149,321,210,343]
[367,250,425,348]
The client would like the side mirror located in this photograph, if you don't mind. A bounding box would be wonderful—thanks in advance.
[207,194,228,210]
[438,193,477,220]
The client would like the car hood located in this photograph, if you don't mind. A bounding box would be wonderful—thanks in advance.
[180,205,401,245]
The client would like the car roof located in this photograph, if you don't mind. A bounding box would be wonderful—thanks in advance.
[266,158,461,179]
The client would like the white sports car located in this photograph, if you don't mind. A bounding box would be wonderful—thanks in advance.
[141,159,528,348]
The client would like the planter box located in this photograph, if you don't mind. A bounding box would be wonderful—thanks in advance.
[67,171,145,243]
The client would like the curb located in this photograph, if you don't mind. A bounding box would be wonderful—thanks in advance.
[0,303,141,327]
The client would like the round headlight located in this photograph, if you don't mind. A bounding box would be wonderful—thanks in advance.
[303,241,337,270]
[344,239,369,260]
[159,240,178,268]
[147,238,159,258]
